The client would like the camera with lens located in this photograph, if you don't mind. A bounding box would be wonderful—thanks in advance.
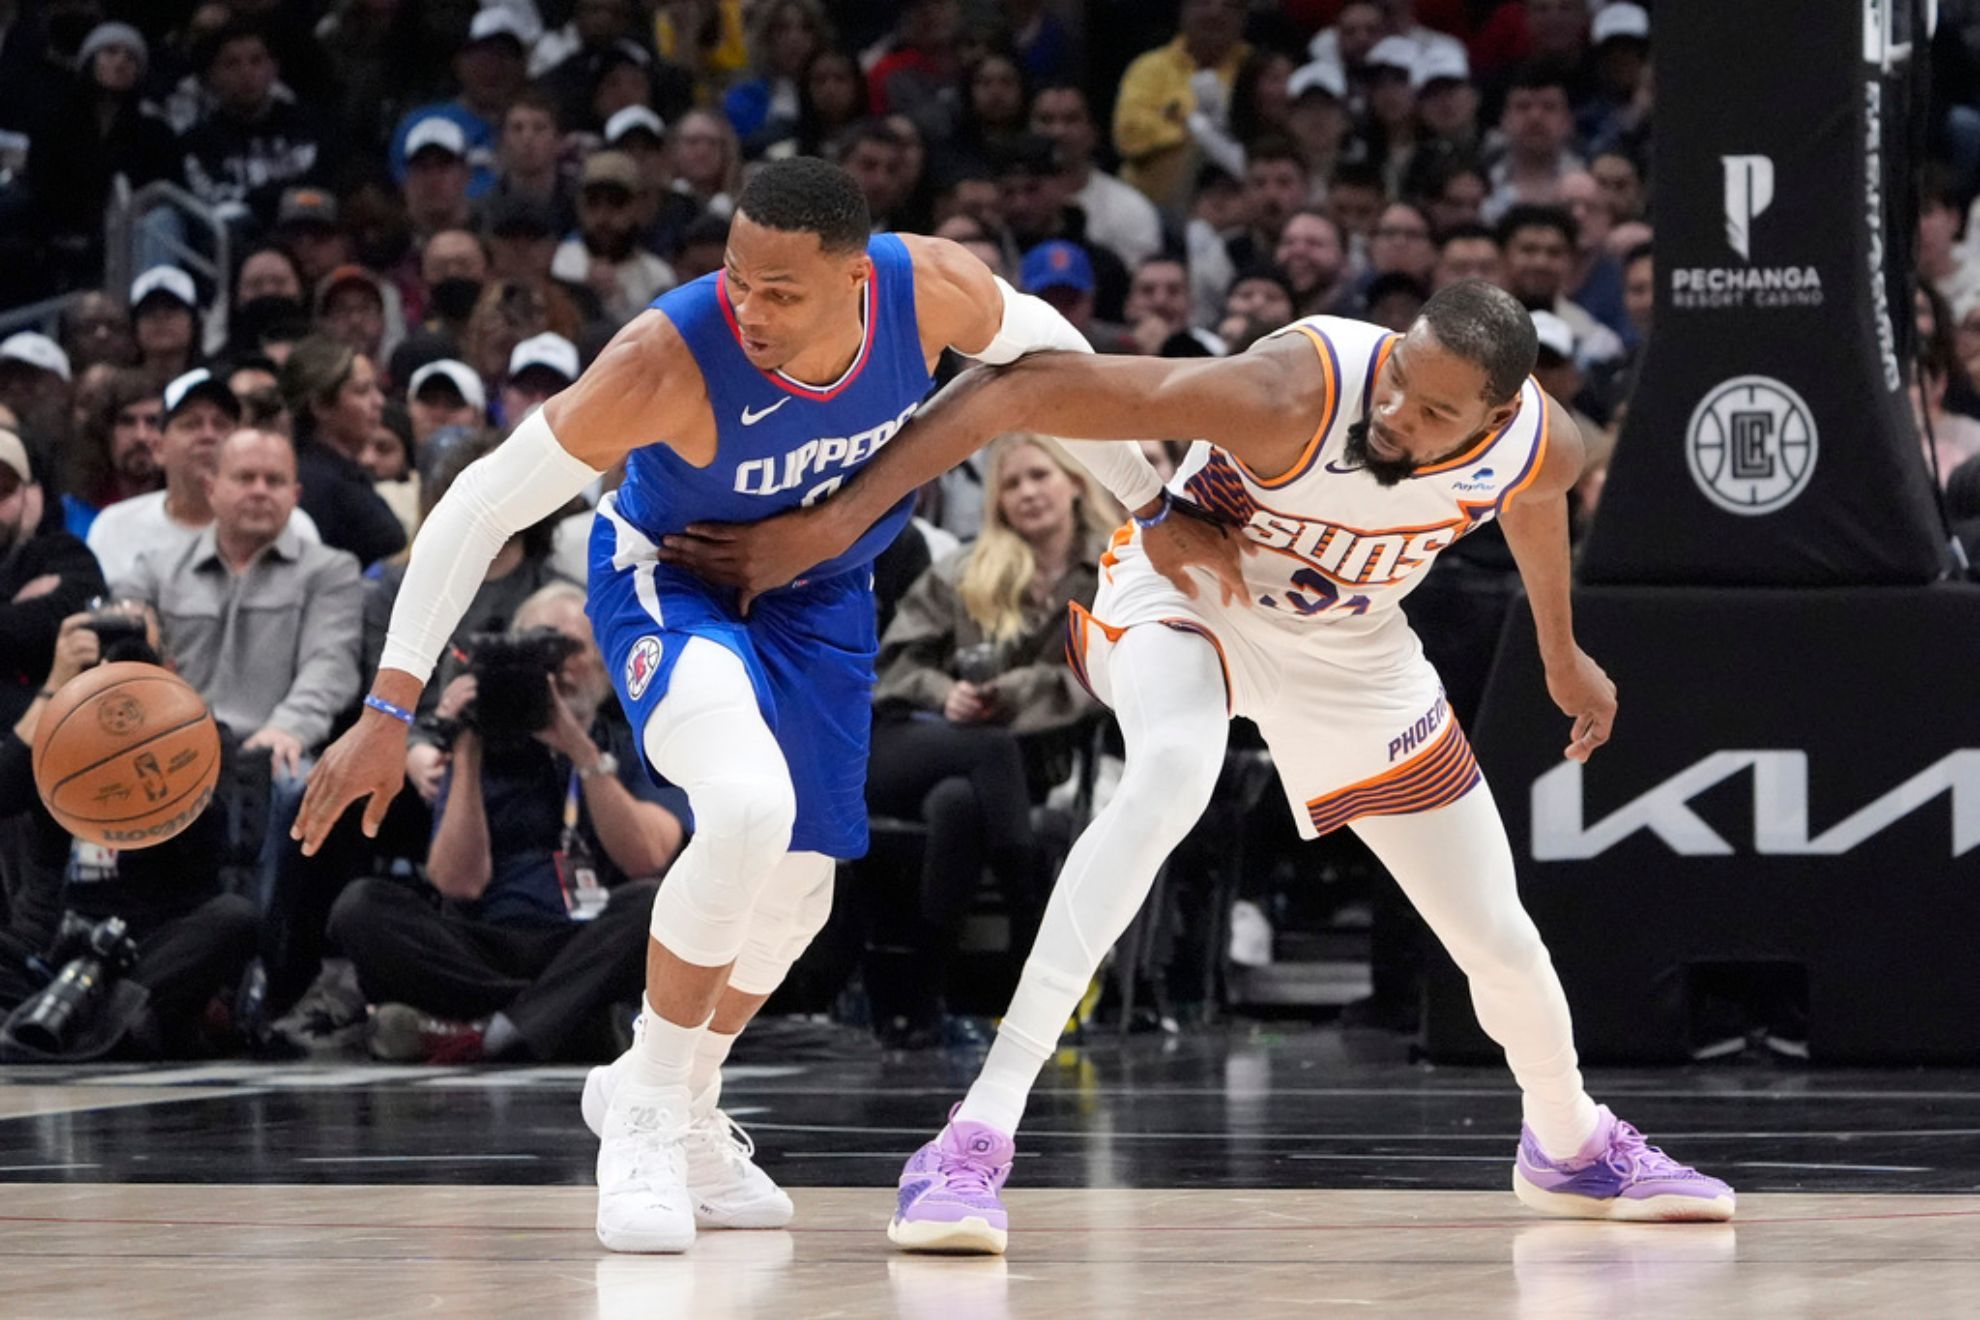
[459,628,582,744]
[82,598,161,667]
[11,913,140,1055]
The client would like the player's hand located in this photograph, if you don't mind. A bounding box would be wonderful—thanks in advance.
[43,613,101,692]
[1545,646,1616,762]
[244,725,307,781]
[943,680,992,724]
[657,504,841,616]
[290,710,410,854]
[1143,505,1255,607]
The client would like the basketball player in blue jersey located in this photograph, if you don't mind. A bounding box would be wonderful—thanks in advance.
[291,158,1194,1254]
[664,279,1736,1252]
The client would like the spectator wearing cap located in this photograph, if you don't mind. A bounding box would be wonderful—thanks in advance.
[1529,308,1608,464]
[1582,4,1650,156]
[1225,138,1311,273]
[315,266,390,370]
[87,368,323,588]
[60,293,138,377]
[725,0,833,146]
[280,336,407,568]
[1283,60,1354,194]
[1031,84,1163,270]
[996,134,1131,322]
[1358,37,1425,196]
[1435,222,1503,290]
[1497,204,1623,368]
[1482,65,1583,224]
[500,333,581,428]
[1558,169,1632,343]
[1021,241,1134,354]
[601,106,698,259]
[1217,266,1297,351]
[26,21,177,287]
[408,359,488,449]
[130,266,204,382]
[1307,0,1464,79]
[0,427,106,728]
[1416,45,1480,155]
[480,90,579,240]
[461,279,586,400]
[1113,0,1250,211]
[553,152,675,324]
[1275,208,1353,318]
[404,116,477,244]
[389,10,533,200]
[1125,255,1225,357]
[541,31,695,142]
[61,368,162,538]
[0,333,74,455]
[179,20,334,229]
[272,188,353,290]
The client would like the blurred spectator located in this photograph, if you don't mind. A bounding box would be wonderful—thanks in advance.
[1364,200,1437,290]
[1582,3,1651,154]
[1032,84,1163,270]
[314,0,405,161]
[1022,240,1133,354]
[674,214,732,282]
[60,293,138,376]
[1004,0,1074,85]
[1590,149,1646,227]
[669,108,742,220]
[725,0,833,146]
[866,434,1106,1046]
[314,266,390,367]
[1483,65,1581,222]
[1227,48,1299,158]
[237,245,305,307]
[1417,46,1481,154]
[1218,265,1297,348]
[502,333,581,426]
[389,10,531,198]
[403,116,477,242]
[1559,169,1630,342]
[280,335,407,567]
[416,230,491,351]
[114,426,363,780]
[838,119,911,230]
[1360,37,1423,195]
[1365,271,1429,331]
[867,0,964,124]
[407,359,487,450]
[331,583,684,1062]
[0,429,105,728]
[486,196,607,327]
[0,332,74,453]
[795,48,869,157]
[1950,455,1980,565]
[1922,166,1980,321]
[553,152,676,324]
[1496,204,1621,367]
[1307,0,1464,73]
[1420,155,1489,236]
[130,266,204,383]
[540,29,693,140]
[654,0,749,95]
[1435,222,1502,289]
[957,51,1032,162]
[88,370,322,588]
[1621,240,1653,344]
[366,402,420,535]
[27,22,176,286]
[1913,331,1980,483]
[1226,138,1310,270]
[61,368,162,538]
[1325,159,1389,260]
[463,279,585,399]
[1185,166,1245,324]
[226,357,289,434]
[1275,207,1352,316]
[885,112,935,231]
[272,187,353,291]
[1282,61,1352,190]
[180,20,333,229]
[1126,255,1225,356]
[1529,309,1606,465]
[480,90,577,240]
[1114,0,1250,211]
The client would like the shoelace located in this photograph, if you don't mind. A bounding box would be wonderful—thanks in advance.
[1606,1120,1693,1182]
[621,1105,687,1187]
[936,1146,1000,1198]
[695,1110,756,1171]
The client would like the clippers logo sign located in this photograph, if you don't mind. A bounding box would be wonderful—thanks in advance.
[1670,155,1824,309]
[1686,375,1818,515]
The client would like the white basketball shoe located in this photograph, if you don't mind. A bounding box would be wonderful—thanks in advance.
[595,1080,696,1253]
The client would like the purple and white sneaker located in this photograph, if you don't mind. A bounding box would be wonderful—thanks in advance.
[1514,1105,1736,1222]
[888,1110,1015,1254]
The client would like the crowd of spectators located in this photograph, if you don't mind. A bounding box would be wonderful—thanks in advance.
[0,0,1971,1060]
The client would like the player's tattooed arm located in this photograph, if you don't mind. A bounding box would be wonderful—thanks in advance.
[1500,393,1614,763]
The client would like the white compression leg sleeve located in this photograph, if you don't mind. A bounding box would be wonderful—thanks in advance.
[644,638,799,970]
[1350,786,1600,1160]
[728,851,836,997]
[957,626,1230,1133]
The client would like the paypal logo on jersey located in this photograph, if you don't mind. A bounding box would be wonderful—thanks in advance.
[1451,467,1496,492]
[731,399,921,499]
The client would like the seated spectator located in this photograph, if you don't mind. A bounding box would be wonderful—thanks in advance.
[1112,0,1250,211]
[1529,311,1607,465]
[1497,204,1623,367]
[402,117,477,247]
[363,404,419,535]
[502,333,581,428]
[1226,139,1311,273]
[837,119,912,231]
[1914,338,1980,483]
[1125,255,1226,357]
[0,332,74,457]
[407,359,487,450]
[1483,65,1583,223]
[478,90,578,241]
[314,266,390,369]
[279,336,408,568]
[389,10,531,198]
[1031,83,1162,270]
[1590,149,1646,226]
[601,107,698,260]
[670,108,743,220]
[1621,240,1653,345]
[1185,165,1245,327]
[61,369,162,538]
[414,229,491,354]
[87,371,322,587]
[865,434,1109,1046]
[179,20,334,229]
[653,0,750,98]
[1307,0,1464,73]
[1420,155,1489,236]
[538,7,695,134]
[1921,166,1980,322]
[130,267,204,383]
[955,50,1033,164]
[60,293,138,376]
[1559,169,1631,342]
[724,0,833,146]
[996,134,1130,320]
[485,196,608,329]
[553,152,677,325]
[3,612,258,1058]
[329,583,687,1062]
[674,214,733,282]
[226,358,289,434]
[1021,240,1135,355]
[272,188,352,292]
[0,430,106,728]
[1325,159,1390,263]
[462,279,586,405]
[1276,208,1352,317]
[1435,222,1503,289]
[1359,37,1423,196]
[866,0,965,125]
[1416,47,1481,156]
[1217,265,1298,348]
[1365,270,1429,331]
[1581,4,1651,154]
[226,246,309,361]
[794,47,869,158]
[1283,60,1352,191]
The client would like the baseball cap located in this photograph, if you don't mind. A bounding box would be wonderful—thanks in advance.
[1592,3,1650,46]
[314,264,385,314]
[1019,240,1095,296]
[0,429,30,487]
[508,332,580,383]
[162,367,242,423]
[466,8,529,50]
[1365,36,1418,81]
[406,116,468,163]
[276,186,339,230]
[604,105,666,147]
[580,150,642,193]
[1417,44,1471,90]
[1530,309,1576,362]
[408,358,488,413]
[131,265,198,311]
[0,332,72,382]
[1288,59,1347,102]
[78,22,148,78]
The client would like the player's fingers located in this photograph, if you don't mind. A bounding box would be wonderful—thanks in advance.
[682,522,737,542]
[361,787,391,839]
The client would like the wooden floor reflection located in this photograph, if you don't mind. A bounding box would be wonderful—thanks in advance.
[3,1183,1975,1318]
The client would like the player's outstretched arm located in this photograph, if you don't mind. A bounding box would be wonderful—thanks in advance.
[291,312,694,854]
[1499,392,1614,763]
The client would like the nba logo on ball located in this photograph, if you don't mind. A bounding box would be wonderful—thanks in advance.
[625,635,662,700]
[1685,375,1818,515]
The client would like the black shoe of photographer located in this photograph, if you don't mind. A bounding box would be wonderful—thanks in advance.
[268,959,369,1059]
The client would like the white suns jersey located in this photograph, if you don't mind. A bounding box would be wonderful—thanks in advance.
[1170,314,1551,650]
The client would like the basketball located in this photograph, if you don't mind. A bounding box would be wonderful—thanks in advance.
[30,662,222,851]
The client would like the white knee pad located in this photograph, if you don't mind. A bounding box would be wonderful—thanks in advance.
[729,852,836,996]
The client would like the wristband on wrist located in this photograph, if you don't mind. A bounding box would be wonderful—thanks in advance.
[1132,489,1174,530]
[363,694,416,726]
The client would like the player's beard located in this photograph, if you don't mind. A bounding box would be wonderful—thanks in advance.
[1342,418,1418,487]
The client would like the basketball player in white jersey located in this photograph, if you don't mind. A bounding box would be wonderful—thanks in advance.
[659,279,1736,1250]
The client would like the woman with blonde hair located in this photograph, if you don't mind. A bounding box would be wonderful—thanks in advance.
[863,433,1118,1048]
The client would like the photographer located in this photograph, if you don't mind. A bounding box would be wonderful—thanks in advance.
[0,612,257,1057]
[329,584,688,1062]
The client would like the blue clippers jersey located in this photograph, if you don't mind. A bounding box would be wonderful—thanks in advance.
[612,232,934,582]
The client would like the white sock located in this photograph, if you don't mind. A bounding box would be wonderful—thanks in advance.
[626,1001,706,1097]
[688,1025,739,1118]
[954,963,1086,1133]
[1524,1088,1603,1163]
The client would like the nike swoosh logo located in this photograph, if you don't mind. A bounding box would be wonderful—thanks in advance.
[741,398,790,426]
[1323,460,1362,475]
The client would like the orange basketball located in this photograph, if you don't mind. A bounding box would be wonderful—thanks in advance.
[30,662,222,851]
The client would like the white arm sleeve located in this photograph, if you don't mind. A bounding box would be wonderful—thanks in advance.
[961,276,1167,513]
[377,408,604,683]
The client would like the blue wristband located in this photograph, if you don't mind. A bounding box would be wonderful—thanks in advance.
[1132,490,1173,530]
[363,694,416,725]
